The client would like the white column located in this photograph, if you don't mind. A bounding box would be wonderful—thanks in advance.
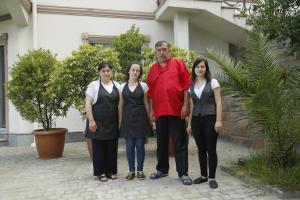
[32,0,38,49]
[173,13,189,50]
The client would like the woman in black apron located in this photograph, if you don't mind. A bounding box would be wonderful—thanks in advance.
[85,62,120,182]
[187,58,223,189]
[119,63,152,180]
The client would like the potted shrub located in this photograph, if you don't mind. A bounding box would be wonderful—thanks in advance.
[50,44,120,158]
[7,49,69,159]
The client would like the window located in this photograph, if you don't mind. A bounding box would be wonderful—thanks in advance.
[229,43,239,61]
[81,33,113,48]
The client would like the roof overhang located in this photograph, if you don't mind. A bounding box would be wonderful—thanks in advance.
[0,0,32,25]
[155,0,248,46]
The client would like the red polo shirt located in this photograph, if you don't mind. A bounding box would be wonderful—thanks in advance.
[147,58,191,118]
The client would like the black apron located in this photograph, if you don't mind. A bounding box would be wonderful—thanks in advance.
[85,81,119,140]
[120,82,152,138]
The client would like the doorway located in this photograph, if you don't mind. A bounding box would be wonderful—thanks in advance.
[0,45,6,128]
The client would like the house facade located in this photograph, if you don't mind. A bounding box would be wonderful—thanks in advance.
[0,0,249,146]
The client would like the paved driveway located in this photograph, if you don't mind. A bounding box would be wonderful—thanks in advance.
[0,138,279,200]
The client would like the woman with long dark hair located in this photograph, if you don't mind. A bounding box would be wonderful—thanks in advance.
[187,58,222,189]
[119,62,152,181]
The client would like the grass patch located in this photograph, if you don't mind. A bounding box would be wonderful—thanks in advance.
[234,153,300,191]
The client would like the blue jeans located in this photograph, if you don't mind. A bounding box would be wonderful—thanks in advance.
[125,137,145,172]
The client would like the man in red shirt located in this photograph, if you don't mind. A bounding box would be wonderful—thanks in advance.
[147,41,192,185]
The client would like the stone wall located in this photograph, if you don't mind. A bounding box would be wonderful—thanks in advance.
[220,97,266,149]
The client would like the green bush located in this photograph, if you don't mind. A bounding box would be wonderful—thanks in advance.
[7,49,69,130]
[235,153,300,190]
[49,44,120,116]
[248,0,300,54]
[112,24,149,78]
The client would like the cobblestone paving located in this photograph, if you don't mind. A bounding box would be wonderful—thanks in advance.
[0,138,280,200]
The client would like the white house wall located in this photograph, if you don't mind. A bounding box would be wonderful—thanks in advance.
[0,19,34,138]
[37,14,174,59]
[189,25,228,76]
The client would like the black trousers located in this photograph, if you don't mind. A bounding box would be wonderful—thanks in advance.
[155,116,189,177]
[92,138,118,176]
[192,115,218,179]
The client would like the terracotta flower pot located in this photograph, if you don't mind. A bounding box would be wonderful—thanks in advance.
[33,128,67,159]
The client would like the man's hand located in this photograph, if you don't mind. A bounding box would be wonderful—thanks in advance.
[181,104,189,119]
[89,120,97,133]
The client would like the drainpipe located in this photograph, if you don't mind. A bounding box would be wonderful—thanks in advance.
[32,0,37,49]
[31,0,37,147]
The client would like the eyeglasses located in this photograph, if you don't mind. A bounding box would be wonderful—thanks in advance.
[155,48,168,52]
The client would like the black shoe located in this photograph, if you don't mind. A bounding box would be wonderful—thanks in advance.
[193,176,208,184]
[209,180,218,189]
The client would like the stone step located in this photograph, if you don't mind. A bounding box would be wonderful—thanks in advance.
[0,138,8,147]
[0,132,8,147]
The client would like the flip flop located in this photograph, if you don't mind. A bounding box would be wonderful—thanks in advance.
[180,175,192,185]
[99,174,108,182]
[149,171,168,179]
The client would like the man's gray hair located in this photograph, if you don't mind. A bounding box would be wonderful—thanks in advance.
[155,40,169,49]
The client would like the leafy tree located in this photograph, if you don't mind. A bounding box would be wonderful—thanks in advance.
[112,24,149,77]
[204,32,300,167]
[49,44,120,116]
[249,0,300,54]
[7,49,69,130]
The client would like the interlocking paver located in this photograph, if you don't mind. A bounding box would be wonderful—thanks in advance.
[0,138,280,200]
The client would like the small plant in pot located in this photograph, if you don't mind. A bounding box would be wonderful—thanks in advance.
[7,49,69,159]
[50,44,120,159]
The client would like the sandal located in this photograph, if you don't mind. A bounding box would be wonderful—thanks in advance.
[110,174,118,180]
[126,172,135,181]
[180,175,192,185]
[137,171,145,180]
[149,171,168,179]
[99,174,108,182]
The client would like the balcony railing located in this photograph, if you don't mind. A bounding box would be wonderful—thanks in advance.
[156,0,251,15]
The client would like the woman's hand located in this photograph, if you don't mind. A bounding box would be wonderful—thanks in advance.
[214,121,222,133]
[149,109,156,123]
[187,125,192,136]
[89,120,97,133]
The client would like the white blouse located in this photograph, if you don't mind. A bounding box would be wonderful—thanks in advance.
[119,81,149,93]
[86,80,121,104]
[188,79,220,99]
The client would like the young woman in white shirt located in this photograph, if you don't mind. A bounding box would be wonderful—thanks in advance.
[187,58,222,189]
[119,63,152,180]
